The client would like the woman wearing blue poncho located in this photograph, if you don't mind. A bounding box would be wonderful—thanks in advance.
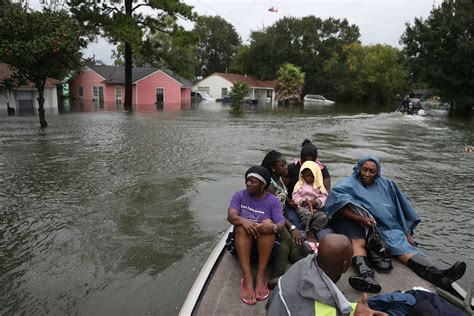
[325,156,466,293]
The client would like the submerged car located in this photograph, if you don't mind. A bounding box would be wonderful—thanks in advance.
[191,91,214,101]
[303,94,335,106]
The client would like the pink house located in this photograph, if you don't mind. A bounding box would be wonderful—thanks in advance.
[68,65,194,112]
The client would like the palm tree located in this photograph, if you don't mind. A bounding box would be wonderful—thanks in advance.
[275,63,305,106]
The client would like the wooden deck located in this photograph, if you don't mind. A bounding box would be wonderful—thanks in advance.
[183,229,439,315]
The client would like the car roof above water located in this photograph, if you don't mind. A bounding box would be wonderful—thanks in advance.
[305,94,324,100]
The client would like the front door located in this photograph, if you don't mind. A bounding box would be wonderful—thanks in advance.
[93,86,104,109]
[156,88,164,110]
[98,86,104,109]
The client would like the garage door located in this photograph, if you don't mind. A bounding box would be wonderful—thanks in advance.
[17,91,34,114]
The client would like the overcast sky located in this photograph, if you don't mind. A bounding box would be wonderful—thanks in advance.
[82,0,442,64]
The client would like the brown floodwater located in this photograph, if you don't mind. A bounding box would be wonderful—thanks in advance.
[0,102,472,314]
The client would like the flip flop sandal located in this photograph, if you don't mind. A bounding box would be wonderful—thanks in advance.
[255,281,270,301]
[240,279,256,305]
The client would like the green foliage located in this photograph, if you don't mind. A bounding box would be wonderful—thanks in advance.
[275,63,305,105]
[401,0,474,106]
[0,3,86,127]
[68,0,195,46]
[244,16,360,97]
[228,45,251,74]
[229,82,249,115]
[68,0,195,109]
[326,43,409,103]
[113,14,240,79]
[113,25,198,79]
[240,14,408,104]
[195,15,241,77]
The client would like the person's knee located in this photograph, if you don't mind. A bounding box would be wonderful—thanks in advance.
[352,238,366,250]
[235,224,247,235]
[261,218,273,225]
[235,225,252,242]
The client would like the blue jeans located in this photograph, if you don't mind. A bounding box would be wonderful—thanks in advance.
[284,206,333,241]
[284,207,304,231]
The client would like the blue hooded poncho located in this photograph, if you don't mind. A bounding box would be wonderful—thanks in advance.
[325,156,421,255]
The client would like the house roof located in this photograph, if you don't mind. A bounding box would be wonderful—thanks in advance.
[412,89,434,95]
[0,62,62,89]
[213,72,277,89]
[87,64,194,88]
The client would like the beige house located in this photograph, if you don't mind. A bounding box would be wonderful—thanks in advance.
[194,72,276,105]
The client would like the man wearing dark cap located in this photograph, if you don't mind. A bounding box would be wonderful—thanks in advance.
[266,234,387,315]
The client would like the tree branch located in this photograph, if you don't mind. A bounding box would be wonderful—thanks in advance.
[132,2,150,12]
[102,4,121,15]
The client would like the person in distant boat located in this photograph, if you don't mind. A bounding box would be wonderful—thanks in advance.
[291,160,329,241]
[261,150,304,289]
[285,139,331,236]
[399,95,410,114]
[266,233,387,315]
[325,156,466,294]
[227,166,286,305]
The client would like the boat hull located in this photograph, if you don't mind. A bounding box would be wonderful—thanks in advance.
[180,227,453,315]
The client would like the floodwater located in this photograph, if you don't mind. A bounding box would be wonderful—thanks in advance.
[0,101,473,315]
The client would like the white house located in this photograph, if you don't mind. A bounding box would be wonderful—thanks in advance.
[0,62,61,116]
[194,72,277,104]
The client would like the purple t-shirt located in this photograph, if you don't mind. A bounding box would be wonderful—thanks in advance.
[229,190,285,225]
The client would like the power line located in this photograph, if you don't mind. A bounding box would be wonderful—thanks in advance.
[195,0,254,31]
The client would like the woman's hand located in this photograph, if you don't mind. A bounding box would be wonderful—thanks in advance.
[242,219,260,238]
[302,200,312,209]
[291,229,305,245]
[256,221,273,236]
[358,216,376,228]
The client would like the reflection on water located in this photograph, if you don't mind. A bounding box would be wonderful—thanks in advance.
[0,102,473,314]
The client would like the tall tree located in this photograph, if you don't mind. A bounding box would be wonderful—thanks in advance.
[0,3,85,127]
[68,0,195,111]
[401,0,474,109]
[275,63,305,106]
[245,16,360,96]
[324,43,409,103]
[112,24,198,79]
[228,45,251,75]
[194,15,241,77]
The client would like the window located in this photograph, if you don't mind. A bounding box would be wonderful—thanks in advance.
[115,86,122,109]
[198,86,210,94]
[78,86,84,108]
[221,88,228,97]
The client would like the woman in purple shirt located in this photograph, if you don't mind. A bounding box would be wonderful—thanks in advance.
[228,166,285,305]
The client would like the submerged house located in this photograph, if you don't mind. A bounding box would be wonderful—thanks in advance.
[0,62,61,116]
[194,72,276,104]
[68,65,194,112]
